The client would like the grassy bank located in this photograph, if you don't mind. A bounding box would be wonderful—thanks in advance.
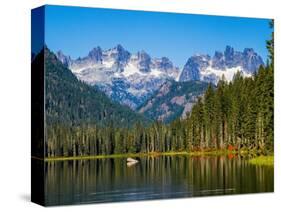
[43,150,242,162]
[44,152,187,161]
[249,156,274,166]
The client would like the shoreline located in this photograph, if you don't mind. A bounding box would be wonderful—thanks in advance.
[31,149,272,162]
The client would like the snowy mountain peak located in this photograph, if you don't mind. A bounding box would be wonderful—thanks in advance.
[179,54,210,81]
[154,57,174,71]
[243,47,254,55]
[136,50,151,73]
[115,43,124,50]
[56,45,179,109]
[88,46,102,62]
[179,46,264,84]
[224,45,234,58]
[104,44,131,63]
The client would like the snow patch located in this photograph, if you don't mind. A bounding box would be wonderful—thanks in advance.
[103,59,115,68]
[122,63,145,77]
[200,66,250,83]
[150,69,163,77]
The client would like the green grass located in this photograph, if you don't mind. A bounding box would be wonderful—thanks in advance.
[45,153,145,161]
[249,156,274,166]
[44,150,241,161]
[44,152,173,161]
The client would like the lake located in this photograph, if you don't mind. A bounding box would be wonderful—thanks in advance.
[42,155,273,206]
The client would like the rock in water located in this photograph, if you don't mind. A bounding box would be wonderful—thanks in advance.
[127,157,138,163]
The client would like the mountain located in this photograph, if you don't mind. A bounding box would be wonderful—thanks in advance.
[137,80,209,123]
[56,45,180,109]
[56,45,264,114]
[32,47,151,127]
[179,46,264,84]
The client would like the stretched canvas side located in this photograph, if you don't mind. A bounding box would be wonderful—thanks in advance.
[31,6,46,206]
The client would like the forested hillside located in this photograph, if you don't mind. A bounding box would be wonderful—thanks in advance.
[182,66,273,153]
[40,48,151,128]
[138,80,209,123]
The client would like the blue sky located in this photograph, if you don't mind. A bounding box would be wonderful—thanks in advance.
[44,5,271,68]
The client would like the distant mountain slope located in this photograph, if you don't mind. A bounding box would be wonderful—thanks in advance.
[137,80,209,123]
[179,46,264,84]
[32,47,151,127]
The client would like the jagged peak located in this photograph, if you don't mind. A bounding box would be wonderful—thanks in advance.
[88,46,102,52]
[137,50,150,56]
[137,50,151,62]
[189,54,211,63]
[88,46,103,61]
[115,44,125,51]
[243,47,255,55]
[57,49,64,55]
[214,51,224,57]
[225,45,234,52]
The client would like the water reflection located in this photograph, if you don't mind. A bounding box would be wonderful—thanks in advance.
[44,155,273,206]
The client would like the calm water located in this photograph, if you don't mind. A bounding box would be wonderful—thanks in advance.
[42,155,273,206]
